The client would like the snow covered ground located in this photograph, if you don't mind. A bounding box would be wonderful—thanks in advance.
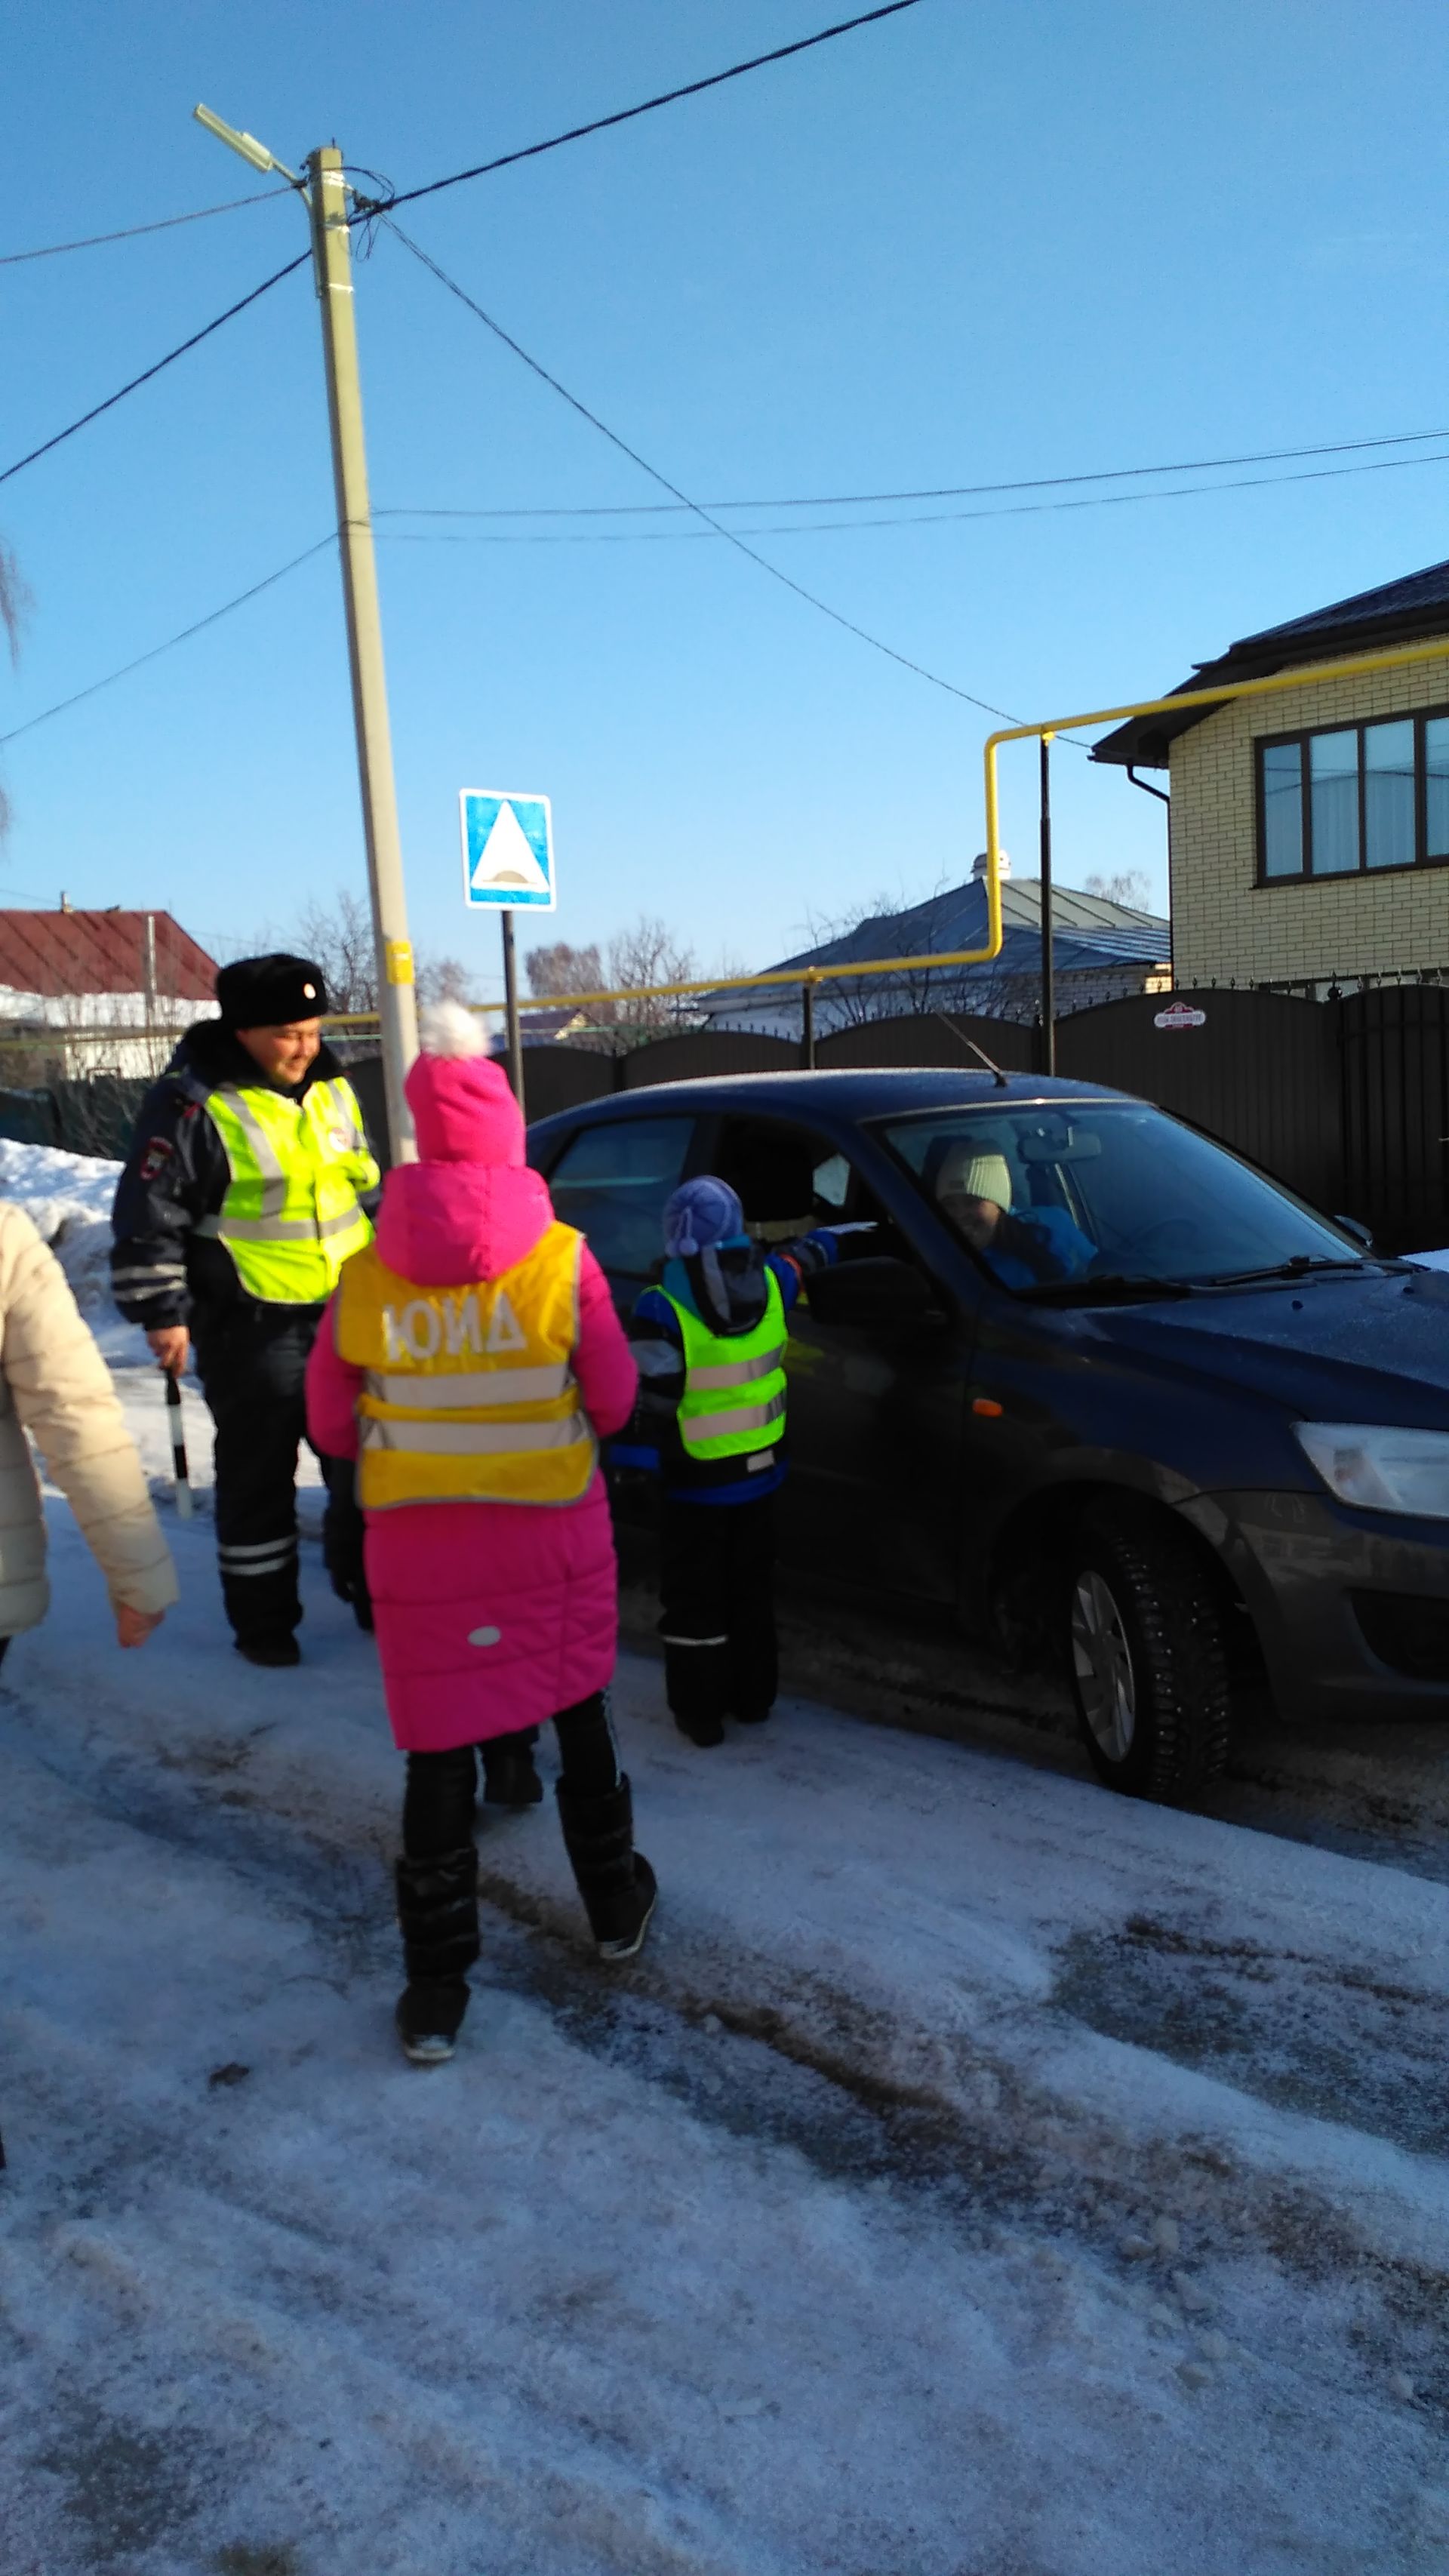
[0,1150,1446,2569]
[1,1360,1447,2574]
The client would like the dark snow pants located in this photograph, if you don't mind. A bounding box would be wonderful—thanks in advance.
[659,1491,778,1733]
[193,1305,365,1649]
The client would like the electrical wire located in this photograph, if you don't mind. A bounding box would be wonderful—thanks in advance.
[374,442,1449,546]
[0,250,310,490]
[0,187,294,266]
[352,1,926,217]
[376,423,1449,522]
[0,537,335,749]
[381,217,1021,723]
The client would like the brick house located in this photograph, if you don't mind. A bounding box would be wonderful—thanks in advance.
[1094,561,1449,990]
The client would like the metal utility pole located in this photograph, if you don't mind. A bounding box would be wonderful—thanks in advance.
[143,910,158,1073]
[500,910,526,1117]
[194,111,417,1159]
[1038,731,1057,1076]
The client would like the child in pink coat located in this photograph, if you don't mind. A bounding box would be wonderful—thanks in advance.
[306,1002,651,2063]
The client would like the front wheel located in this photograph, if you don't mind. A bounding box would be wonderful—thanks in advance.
[1066,1505,1232,1802]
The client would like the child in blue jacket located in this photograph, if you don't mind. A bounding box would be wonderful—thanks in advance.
[616,1177,835,1747]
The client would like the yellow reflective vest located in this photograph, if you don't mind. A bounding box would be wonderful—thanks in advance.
[333,1220,598,1509]
[663,1264,789,1462]
[200,1077,377,1306]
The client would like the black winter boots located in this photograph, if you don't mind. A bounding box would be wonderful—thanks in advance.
[395,1843,480,2064]
[478,1730,544,1808]
[555,1774,657,1962]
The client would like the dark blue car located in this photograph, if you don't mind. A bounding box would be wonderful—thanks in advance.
[529,1068,1449,1802]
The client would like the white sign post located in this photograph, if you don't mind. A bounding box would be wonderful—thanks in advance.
[460,792,556,1117]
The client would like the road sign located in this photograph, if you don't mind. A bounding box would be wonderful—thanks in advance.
[460,791,555,912]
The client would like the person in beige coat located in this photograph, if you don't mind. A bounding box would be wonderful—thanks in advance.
[0,1199,177,1656]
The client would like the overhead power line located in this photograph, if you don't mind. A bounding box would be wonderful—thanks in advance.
[377,423,1449,522]
[382,218,1020,723]
[376,442,1449,547]
[0,250,310,490]
[0,186,293,266]
[0,537,335,748]
[353,1,926,217]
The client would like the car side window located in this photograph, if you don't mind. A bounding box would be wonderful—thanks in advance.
[546,1116,695,1296]
[710,1116,892,1248]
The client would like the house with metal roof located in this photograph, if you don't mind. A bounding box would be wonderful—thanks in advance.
[694,862,1170,1040]
[0,907,217,1081]
[1094,559,1449,991]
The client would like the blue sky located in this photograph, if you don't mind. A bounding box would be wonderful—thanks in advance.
[3,0,1448,1000]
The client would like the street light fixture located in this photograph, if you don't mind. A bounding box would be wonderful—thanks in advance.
[192,104,302,190]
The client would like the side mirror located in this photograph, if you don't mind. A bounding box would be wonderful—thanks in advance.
[804,1256,942,1328]
[1334,1214,1374,1251]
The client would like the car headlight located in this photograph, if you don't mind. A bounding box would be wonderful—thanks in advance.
[1294,1422,1449,1518]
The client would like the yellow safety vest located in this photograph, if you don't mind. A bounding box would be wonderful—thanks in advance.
[663,1264,789,1462]
[334,1220,598,1510]
[200,1077,377,1306]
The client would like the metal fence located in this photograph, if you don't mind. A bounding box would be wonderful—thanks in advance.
[14,986,1449,1253]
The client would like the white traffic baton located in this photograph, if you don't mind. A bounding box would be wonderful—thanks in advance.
[165,1371,193,1519]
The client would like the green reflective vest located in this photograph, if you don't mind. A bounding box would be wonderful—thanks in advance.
[200,1076,377,1305]
[661,1261,789,1462]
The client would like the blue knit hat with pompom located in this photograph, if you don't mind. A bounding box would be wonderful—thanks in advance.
[663,1175,743,1259]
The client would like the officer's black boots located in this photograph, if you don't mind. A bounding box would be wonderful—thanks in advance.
[235,1635,301,1669]
[555,1774,657,1961]
[394,1844,479,2065]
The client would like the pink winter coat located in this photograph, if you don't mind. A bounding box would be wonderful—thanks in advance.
[305,1024,637,1753]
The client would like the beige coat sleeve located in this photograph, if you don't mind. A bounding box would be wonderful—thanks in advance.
[0,1202,178,1616]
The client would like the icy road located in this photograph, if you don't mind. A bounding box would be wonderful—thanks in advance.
[0,1150,1444,2576]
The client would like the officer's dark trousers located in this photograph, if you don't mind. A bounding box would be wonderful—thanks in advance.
[194,1306,363,1648]
[659,1491,778,1731]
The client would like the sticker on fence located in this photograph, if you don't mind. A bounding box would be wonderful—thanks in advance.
[1154,1002,1207,1031]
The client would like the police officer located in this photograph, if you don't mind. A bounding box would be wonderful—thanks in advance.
[110,952,380,1666]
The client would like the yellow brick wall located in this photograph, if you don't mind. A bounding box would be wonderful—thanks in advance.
[1168,643,1449,985]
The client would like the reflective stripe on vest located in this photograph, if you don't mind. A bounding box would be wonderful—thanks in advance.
[334,1221,596,1509]
[202,1076,377,1303]
[663,1263,789,1463]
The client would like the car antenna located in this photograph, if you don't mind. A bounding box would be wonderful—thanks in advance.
[934,1011,1009,1088]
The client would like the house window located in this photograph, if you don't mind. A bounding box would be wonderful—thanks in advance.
[1257,708,1449,881]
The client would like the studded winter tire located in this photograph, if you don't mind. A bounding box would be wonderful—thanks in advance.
[1066,1503,1232,1802]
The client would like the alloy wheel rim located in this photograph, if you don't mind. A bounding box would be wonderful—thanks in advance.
[1071,1570,1137,1763]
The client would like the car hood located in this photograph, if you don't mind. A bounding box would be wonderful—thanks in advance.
[1087,1266,1449,1426]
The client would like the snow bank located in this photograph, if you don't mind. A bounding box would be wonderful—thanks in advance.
[0,1137,121,1310]
[0,1138,143,1360]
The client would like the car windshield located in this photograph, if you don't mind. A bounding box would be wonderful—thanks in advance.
[879,1102,1368,1295]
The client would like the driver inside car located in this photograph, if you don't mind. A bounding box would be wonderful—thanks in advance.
[937,1144,1095,1291]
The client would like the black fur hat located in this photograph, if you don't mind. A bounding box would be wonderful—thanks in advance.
[214,953,331,1028]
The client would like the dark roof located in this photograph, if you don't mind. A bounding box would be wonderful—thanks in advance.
[697,875,1167,1017]
[0,909,217,999]
[1094,556,1449,769]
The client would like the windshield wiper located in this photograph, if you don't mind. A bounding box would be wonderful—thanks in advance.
[1198,1255,1380,1288]
[1020,1273,1197,1306]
